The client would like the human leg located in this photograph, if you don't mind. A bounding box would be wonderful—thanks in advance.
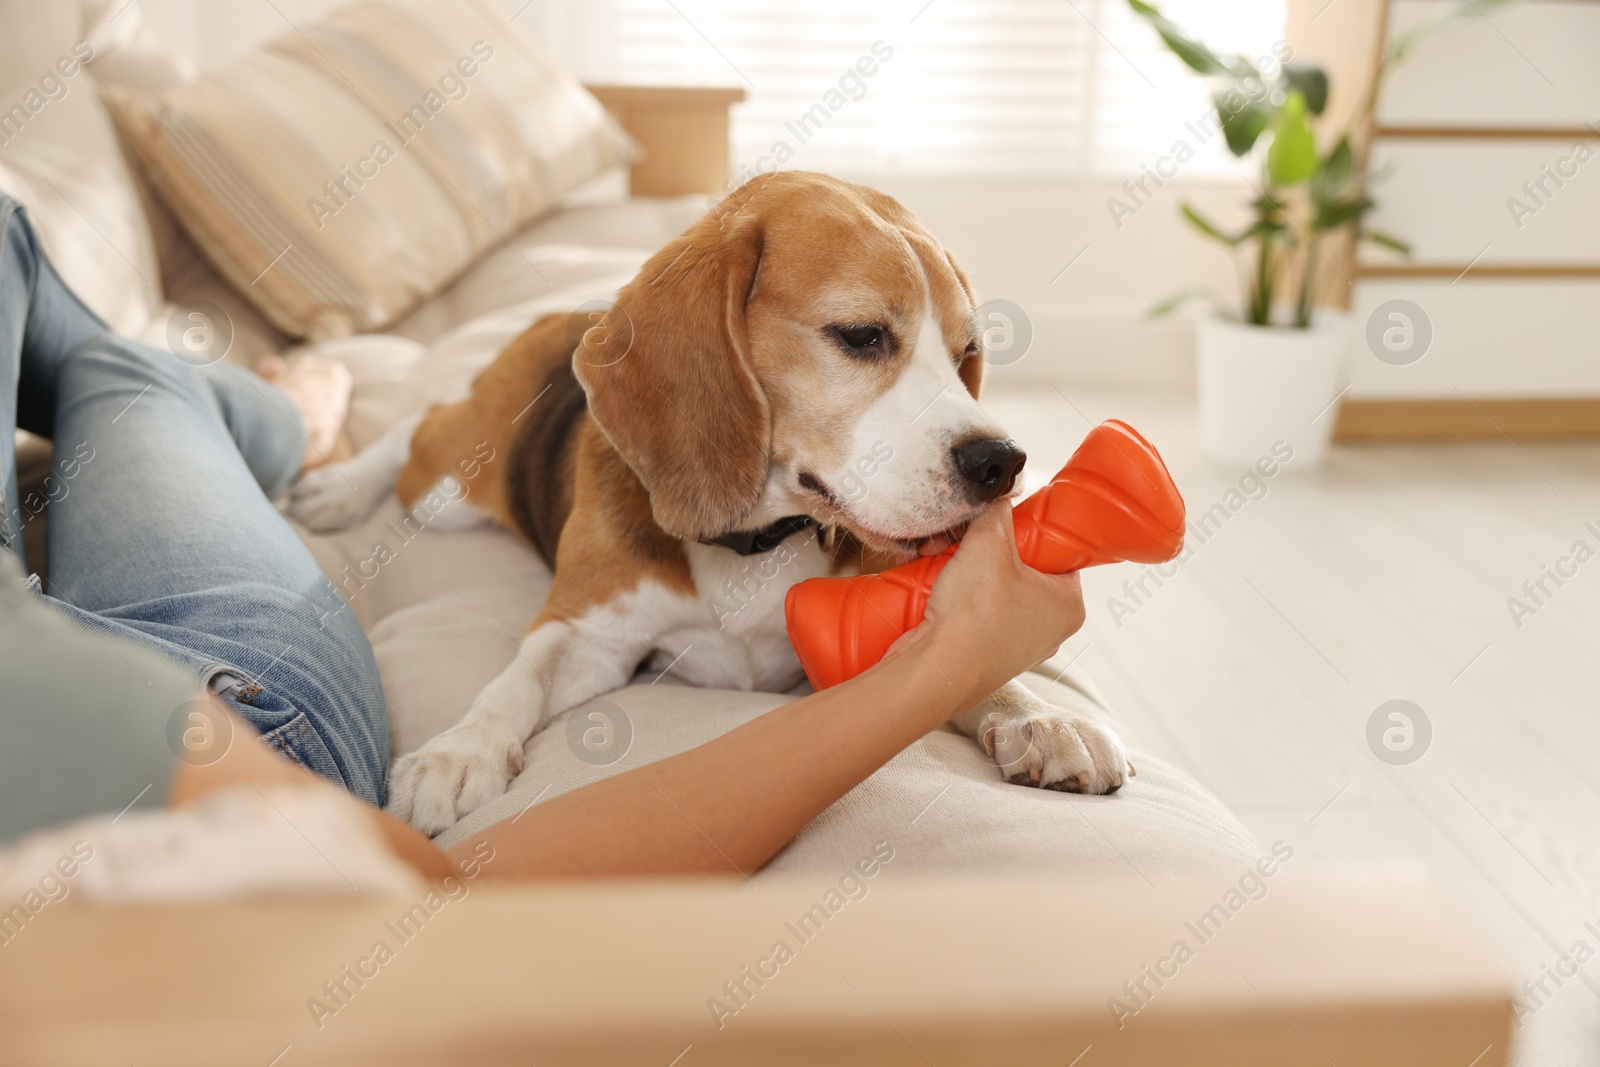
[0,195,390,804]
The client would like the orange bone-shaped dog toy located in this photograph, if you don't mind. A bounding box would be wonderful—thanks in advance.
[784,420,1186,690]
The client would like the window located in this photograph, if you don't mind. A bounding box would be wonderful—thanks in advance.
[595,0,1289,178]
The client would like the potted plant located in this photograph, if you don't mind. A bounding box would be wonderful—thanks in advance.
[1129,0,1490,466]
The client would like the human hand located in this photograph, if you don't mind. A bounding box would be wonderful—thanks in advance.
[894,500,1086,701]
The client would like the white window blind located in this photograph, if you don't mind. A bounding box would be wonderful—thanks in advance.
[599,0,1288,178]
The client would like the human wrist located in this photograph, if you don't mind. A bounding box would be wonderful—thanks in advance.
[876,625,994,717]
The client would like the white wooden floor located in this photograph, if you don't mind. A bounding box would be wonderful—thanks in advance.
[985,384,1600,1067]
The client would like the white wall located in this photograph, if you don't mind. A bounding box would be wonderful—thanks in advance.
[860,175,1253,389]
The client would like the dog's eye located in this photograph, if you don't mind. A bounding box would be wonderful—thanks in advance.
[830,324,888,357]
[960,341,981,363]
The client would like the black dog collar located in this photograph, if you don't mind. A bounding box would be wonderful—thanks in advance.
[701,515,817,556]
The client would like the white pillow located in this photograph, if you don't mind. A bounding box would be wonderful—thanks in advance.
[79,0,198,95]
[0,73,162,336]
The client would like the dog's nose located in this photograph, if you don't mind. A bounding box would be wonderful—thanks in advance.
[952,438,1026,502]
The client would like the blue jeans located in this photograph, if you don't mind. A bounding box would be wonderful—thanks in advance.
[0,196,389,806]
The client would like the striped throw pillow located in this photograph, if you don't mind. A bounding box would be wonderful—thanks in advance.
[105,0,633,339]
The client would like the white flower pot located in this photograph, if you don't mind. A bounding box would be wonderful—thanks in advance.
[1195,312,1353,468]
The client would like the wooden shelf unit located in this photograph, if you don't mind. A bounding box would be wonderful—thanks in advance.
[1336,0,1600,440]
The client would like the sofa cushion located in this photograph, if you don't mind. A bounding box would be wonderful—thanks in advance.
[105,0,633,340]
[0,75,162,336]
[428,673,1263,878]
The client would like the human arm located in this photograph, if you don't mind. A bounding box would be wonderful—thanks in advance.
[0,559,193,845]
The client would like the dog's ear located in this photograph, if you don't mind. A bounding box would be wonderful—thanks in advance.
[573,204,769,541]
[945,250,984,400]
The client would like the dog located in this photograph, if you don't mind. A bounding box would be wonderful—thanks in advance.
[290,172,1130,835]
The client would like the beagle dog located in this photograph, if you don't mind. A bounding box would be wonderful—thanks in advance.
[291,172,1129,835]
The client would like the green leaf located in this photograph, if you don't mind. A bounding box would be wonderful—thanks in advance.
[1127,0,1227,74]
[1213,89,1271,156]
[1251,193,1287,216]
[1360,229,1412,254]
[1240,217,1287,240]
[1280,61,1329,115]
[1224,57,1263,82]
[1266,90,1318,185]
[1312,195,1374,231]
[1146,289,1202,318]
[1311,137,1355,198]
[1179,202,1244,245]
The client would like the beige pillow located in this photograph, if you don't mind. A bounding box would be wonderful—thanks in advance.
[105,0,633,340]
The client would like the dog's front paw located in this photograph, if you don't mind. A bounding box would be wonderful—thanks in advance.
[285,463,382,532]
[386,727,525,836]
[982,708,1132,795]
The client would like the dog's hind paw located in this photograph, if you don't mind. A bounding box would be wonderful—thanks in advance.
[285,462,385,532]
